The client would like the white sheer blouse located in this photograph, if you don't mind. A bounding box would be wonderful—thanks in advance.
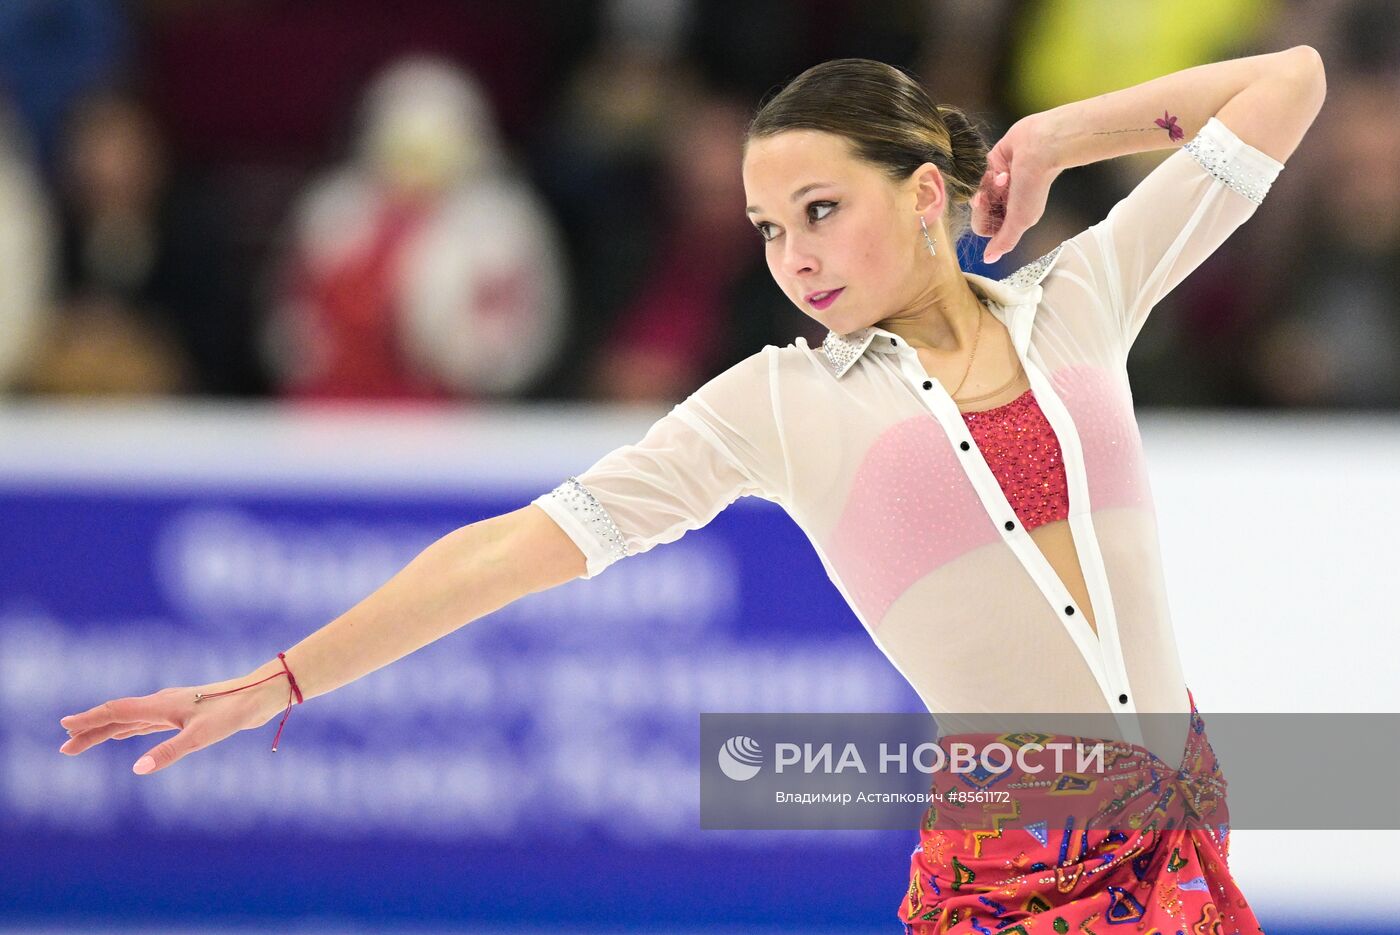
[531,116,1285,756]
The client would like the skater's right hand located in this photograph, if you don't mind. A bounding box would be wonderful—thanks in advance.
[971,113,1065,264]
[59,668,295,776]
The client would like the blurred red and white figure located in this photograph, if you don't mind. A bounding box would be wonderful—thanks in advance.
[265,55,569,402]
[0,97,54,392]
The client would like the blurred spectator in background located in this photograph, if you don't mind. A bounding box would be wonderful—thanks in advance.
[1222,0,1400,408]
[1247,74,1400,407]
[263,56,568,402]
[18,90,259,397]
[0,0,128,173]
[524,1,695,400]
[0,98,55,391]
[0,0,1387,409]
[683,0,928,104]
[584,87,817,402]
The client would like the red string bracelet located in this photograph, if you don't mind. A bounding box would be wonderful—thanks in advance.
[193,652,304,751]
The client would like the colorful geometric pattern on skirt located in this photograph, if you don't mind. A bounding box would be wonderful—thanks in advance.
[899,688,1264,934]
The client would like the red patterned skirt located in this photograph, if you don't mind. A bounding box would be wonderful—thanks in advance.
[898,689,1263,934]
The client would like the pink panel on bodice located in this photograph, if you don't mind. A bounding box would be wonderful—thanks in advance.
[826,364,1153,629]
[1048,364,1154,514]
[826,416,998,628]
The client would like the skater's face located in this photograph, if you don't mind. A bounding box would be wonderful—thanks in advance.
[742,129,949,334]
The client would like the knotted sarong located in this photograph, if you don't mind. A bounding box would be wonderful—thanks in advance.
[899,688,1262,934]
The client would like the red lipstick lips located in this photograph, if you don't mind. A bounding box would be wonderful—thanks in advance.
[805,287,844,310]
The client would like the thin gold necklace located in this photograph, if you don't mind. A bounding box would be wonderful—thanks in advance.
[949,300,987,399]
[955,361,1025,405]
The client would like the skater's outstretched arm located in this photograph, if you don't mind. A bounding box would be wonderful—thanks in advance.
[63,341,786,776]
[59,503,587,775]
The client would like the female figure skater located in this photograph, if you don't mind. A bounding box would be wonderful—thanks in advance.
[60,48,1325,932]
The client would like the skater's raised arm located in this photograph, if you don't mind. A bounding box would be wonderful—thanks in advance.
[972,44,1326,263]
[968,45,1324,360]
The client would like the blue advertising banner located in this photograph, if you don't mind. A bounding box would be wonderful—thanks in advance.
[3,477,924,929]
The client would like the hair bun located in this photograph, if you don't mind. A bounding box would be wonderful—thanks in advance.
[935,105,990,182]
[747,59,992,247]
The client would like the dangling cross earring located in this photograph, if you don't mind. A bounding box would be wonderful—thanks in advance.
[919,215,937,257]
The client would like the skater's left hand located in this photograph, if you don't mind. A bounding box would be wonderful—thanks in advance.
[59,672,292,775]
[971,113,1064,264]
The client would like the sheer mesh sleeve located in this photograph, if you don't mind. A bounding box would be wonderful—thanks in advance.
[531,346,788,578]
[1071,115,1285,355]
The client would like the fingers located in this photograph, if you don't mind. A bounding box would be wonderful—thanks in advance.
[133,727,206,776]
[60,695,163,733]
[977,172,1011,259]
[59,699,119,732]
[60,721,158,756]
[988,171,1051,264]
[63,684,255,776]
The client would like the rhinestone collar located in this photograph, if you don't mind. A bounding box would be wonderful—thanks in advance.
[820,243,1065,378]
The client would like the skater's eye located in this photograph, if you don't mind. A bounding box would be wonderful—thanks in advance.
[752,201,838,243]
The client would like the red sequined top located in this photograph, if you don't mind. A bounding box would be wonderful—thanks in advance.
[960,387,1070,531]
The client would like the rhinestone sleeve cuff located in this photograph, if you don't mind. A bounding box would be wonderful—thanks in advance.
[531,476,630,578]
[1000,243,1065,290]
[1182,115,1285,206]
